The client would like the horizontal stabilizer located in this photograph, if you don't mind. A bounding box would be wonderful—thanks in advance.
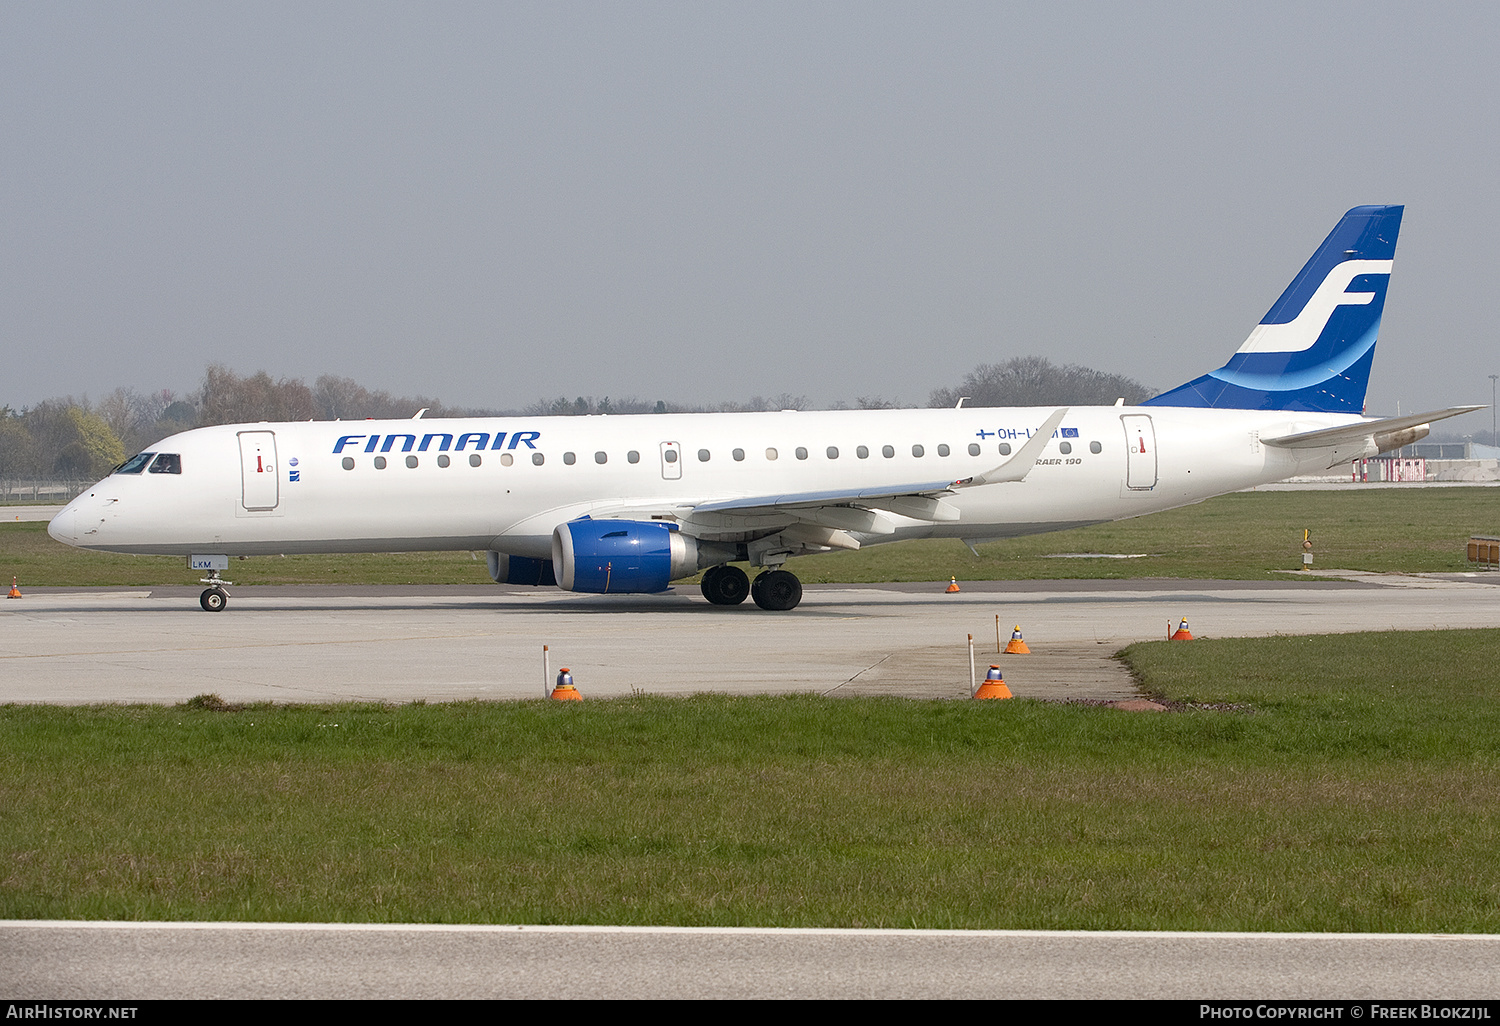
[1261,406,1484,449]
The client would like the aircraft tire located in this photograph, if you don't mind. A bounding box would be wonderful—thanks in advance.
[200,587,228,613]
[701,565,750,605]
[751,569,802,611]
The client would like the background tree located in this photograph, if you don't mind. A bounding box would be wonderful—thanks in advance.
[929,356,1155,408]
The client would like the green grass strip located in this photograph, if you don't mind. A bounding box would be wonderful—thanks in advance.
[3,629,1499,930]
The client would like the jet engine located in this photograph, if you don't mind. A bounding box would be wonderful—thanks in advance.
[552,519,737,594]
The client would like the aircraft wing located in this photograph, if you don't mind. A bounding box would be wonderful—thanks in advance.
[584,408,1071,541]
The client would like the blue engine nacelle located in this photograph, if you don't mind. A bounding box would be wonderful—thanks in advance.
[486,551,557,587]
[552,519,737,594]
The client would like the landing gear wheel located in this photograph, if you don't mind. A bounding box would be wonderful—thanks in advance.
[750,569,802,611]
[200,587,228,612]
[701,565,751,606]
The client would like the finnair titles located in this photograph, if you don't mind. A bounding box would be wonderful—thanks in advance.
[49,206,1480,612]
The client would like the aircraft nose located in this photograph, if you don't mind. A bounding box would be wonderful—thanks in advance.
[48,504,77,546]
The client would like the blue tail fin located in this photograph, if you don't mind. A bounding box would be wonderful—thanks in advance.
[1144,205,1403,413]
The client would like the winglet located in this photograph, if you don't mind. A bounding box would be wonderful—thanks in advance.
[956,408,1069,487]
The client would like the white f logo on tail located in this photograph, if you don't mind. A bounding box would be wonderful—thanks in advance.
[1236,259,1392,355]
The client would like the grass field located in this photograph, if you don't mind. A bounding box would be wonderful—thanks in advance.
[4,486,1498,586]
[3,629,1499,931]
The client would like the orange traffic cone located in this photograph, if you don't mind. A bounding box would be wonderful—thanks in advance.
[1003,625,1030,654]
[945,577,960,593]
[973,665,1013,699]
[550,668,583,700]
[6,576,20,599]
[1170,617,1194,641]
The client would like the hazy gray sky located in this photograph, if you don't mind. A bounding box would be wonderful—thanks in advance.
[4,1,1497,418]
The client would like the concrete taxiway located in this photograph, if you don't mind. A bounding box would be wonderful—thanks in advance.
[4,574,1498,705]
[7,921,1500,999]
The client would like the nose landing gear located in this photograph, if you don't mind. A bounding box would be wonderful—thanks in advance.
[197,569,231,612]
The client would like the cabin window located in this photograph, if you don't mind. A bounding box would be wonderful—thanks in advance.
[664,449,678,464]
[937,444,950,457]
[628,450,640,464]
[826,446,839,459]
[999,443,1012,456]
[595,451,607,464]
[437,454,451,468]
[732,448,745,461]
[405,455,419,468]
[912,444,925,457]
[698,449,711,462]
[342,457,355,470]
[563,452,576,465]
[148,453,181,474]
[1059,442,1072,455]
[766,448,778,460]
[968,443,981,456]
[374,456,388,469]
[856,445,869,459]
[882,445,894,458]
[1090,441,1102,454]
[532,453,545,466]
[115,453,154,475]
[795,447,808,460]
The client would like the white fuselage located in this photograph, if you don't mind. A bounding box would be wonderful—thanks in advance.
[48,405,1358,560]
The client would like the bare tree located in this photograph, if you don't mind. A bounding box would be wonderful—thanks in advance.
[929,357,1155,408]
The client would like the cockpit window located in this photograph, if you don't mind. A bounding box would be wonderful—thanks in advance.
[148,453,182,474]
[114,452,155,475]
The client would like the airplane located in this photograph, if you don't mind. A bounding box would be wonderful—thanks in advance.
[48,205,1480,612]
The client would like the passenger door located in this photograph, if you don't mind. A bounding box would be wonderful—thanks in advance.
[238,431,280,511]
[1121,415,1157,490]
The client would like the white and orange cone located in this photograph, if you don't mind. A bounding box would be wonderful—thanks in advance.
[1003,625,1030,654]
[973,665,1013,700]
[550,667,582,700]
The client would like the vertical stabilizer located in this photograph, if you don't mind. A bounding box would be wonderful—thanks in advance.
[1145,205,1403,413]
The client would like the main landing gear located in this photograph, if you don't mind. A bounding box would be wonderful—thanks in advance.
[701,565,803,611]
[700,564,750,606]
